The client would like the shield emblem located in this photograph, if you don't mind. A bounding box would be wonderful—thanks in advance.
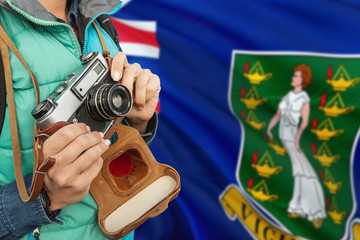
[221,51,360,239]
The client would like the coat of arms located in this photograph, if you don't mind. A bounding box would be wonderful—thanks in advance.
[220,51,360,240]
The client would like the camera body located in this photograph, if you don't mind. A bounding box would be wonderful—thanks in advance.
[32,52,132,133]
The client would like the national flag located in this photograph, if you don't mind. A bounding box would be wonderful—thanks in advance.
[112,1,360,240]
[110,17,159,58]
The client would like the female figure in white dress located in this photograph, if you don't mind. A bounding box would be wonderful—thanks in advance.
[267,64,326,228]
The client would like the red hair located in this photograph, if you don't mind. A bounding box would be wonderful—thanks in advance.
[294,63,312,88]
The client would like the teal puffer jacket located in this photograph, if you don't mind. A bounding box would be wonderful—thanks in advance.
[0,0,134,239]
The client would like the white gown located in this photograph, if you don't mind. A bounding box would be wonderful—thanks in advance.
[278,91,326,221]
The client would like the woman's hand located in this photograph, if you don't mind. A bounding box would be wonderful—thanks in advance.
[267,129,273,141]
[42,123,110,211]
[295,141,302,153]
[111,52,161,134]
[267,109,281,141]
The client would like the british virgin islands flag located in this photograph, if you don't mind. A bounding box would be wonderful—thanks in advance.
[112,0,360,239]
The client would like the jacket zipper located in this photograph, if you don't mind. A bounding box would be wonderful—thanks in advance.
[33,227,40,240]
[27,227,40,240]
[4,1,123,239]
[6,0,82,57]
[7,0,123,56]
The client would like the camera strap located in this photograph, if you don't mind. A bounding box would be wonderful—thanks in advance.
[0,20,119,202]
[0,22,55,202]
[93,21,113,70]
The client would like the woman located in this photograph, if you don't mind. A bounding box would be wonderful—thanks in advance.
[0,0,159,239]
[267,63,326,228]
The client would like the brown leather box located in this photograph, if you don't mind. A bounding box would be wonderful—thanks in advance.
[90,124,181,239]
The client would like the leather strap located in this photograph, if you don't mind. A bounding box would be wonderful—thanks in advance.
[0,24,40,104]
[0,22,55,202]
[0,20,118,202]
[93,21,112,69]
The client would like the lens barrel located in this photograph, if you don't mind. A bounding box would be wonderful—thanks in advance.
[87,83,132,121]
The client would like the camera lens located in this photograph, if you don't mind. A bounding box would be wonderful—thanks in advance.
[87,83,132,121]
[112,93,123,108]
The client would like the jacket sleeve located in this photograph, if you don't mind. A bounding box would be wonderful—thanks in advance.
[0,175,61,240]
[140,112,158,146]
[123,112,158,146]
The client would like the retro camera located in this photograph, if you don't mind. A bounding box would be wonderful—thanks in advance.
[30,52,180,239]
[32,52,132,133]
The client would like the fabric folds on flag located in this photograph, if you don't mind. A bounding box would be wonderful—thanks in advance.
[112,1,360,239]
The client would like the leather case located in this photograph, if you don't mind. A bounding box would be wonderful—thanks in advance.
[90,124,181,239]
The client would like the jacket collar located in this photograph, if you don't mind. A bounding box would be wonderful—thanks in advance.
[0,0,121,23]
